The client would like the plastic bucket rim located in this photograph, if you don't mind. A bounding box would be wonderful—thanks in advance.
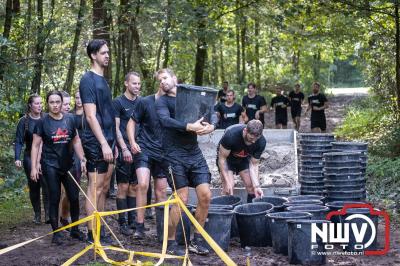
[233,202,274,216]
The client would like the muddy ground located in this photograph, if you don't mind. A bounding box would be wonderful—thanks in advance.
[2,93,399,265]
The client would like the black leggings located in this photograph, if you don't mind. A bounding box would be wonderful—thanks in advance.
[42,164,80,231]
[23,154,49,215]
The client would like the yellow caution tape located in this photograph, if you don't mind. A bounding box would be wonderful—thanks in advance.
[62,243,94,266]
[99,199,177,217]
[175,194,237,266]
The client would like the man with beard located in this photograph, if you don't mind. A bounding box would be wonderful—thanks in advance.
[241,83,268,125]
[112,72,141,236]
[215,89,247,129]
[216,120,265,203]
[306,82,328,133]
[155,68,216,256]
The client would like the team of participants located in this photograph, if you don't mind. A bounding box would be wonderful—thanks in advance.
[13,39,328,255]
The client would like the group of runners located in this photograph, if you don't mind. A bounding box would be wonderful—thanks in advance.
[216,82,329,132]
[13,38,327,256]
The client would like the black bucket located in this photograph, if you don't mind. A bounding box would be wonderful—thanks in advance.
[340,208,379,252]
[325,189,365,199]
[300,170,324,177]
[331,142,368,152]
[300,176,325,182]
[324,178,366,187]
[301,150,329,156]
[301,165,325,172]
[267,212,312,254]
[234,203,274,247]
[324,173,363,181]
[325,184,365,191]
[301,155,323,161]
[203,209,234,252]
[155,205,191,245]
[252,196,288,212]
[300,140,333,146]
[300,189,325,196]
[288,219,330,265]
[324,160,361,168]
[175,84,218,124]
[301,144,332,151]
[299,180,325,187]
[301,160,324,166]
[288,195,325,202]
[283,200,323,209]
[300,185,325,192]
[323,152,361,162]
[287,205,330,220]
[210,195,241,238]
[324,166,361,175]
[299,133,335,141]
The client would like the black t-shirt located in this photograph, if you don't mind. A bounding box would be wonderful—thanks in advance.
[308,93,328,116]
[219,124,266,161]
[132,95,163,158]
[34,113,77,170]
[215,102,244,129]
[271,95,290,117]
[288,91,305,111]
[79,71,116,143]
[218,89,228,103]
[155,95,200,156]
[15,115,42,160]
[242,95,267,122]
[113,94,139,145]
[73,113,84,137]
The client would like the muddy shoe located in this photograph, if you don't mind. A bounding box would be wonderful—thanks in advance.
[134,223,145,239]
[60,218,70,231]
[145,208,154,220]
[70,228,86,241]
[189,237,209,255]
[0,242,8,249]
[167,240,185,256]
[33,213,41,225]
[52,232,64,245]
[120,224,133,236]
[128,221,136,230]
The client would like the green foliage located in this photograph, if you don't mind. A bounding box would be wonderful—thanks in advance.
[366,155,400,220]
[335,96,400,157]
[0,192,31,227]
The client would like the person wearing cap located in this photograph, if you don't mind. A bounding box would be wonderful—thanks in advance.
[217,120,266,203]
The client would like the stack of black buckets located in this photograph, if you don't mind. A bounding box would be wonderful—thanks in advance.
[323,142,368,201]
[298,133,334,195]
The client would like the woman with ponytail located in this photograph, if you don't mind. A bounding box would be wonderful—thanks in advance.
[14,94,49,224]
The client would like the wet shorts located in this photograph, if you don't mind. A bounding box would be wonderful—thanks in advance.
[166,151,211,191]
[275,114,288,126]
[134,152,167,178]
[226,157,250,174]
[115,153,137,184]
[311,112,327,131]
[291,108,302,119]
[83,139,113,174]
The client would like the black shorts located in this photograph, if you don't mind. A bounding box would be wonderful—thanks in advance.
[83,139,114,174]
[116,154,137,185]
[227,157,250,174]
[134,152,167,178]
[275,114,288,126]
[291,108,302,119]
[311,112,327,131]
[166,151,211,191]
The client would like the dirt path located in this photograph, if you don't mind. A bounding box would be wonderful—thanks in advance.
[2,91,399,265]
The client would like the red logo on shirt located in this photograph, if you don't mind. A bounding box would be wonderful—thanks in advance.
[233,150,248,158]
[52,128,69,143]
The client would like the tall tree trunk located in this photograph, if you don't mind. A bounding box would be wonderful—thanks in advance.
[92,0,112,85]
[395,1,400,112]
[254,19,260,86]
[0,0,14,81]
[236,13,241,84]
[31,0,45,94]
[162,0,171,68]
[194,7,208,86]
[219,39,225,83]
[130,5,152,92]
[240,16,247,84]
[211,43,218,86]
[292,48,300,81]
[313,50,321,82]
[64,0,86,93]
